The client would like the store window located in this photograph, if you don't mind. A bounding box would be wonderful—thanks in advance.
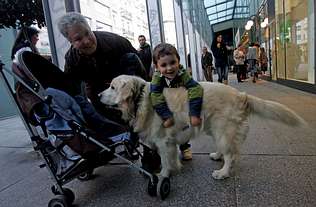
[96,21,112,31]
[285,0,314,83]
[274,0,314,84]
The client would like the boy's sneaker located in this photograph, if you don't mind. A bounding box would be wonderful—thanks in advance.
[181,148,192,161]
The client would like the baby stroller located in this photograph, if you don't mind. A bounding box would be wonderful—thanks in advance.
[0,51,169,207]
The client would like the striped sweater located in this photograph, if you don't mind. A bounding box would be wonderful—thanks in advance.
[150,66,203,120]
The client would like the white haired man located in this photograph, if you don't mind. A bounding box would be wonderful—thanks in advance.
[58,12,147,120]
[58,12,147,157]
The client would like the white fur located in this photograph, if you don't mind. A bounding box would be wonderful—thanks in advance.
[99,75,306,179]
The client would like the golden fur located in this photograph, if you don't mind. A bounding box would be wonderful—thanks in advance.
[99,75,306,179]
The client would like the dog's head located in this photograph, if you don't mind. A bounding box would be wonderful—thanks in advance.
[99,75,146,120]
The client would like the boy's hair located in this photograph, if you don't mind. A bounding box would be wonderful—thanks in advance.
[138,35,146,39]
[153,43,180,65]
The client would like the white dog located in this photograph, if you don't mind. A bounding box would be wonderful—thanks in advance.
[99,75,305,179]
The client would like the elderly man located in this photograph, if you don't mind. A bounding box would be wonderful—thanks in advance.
[58,12,147,118]
[58,12,147,157]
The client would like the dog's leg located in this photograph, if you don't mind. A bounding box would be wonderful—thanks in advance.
[212,153,233,179]
[209,152,222,161]
[209,119,239,179]
[156,138,181,178]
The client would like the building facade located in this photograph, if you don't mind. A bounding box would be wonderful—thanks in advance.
[79,0,150,48]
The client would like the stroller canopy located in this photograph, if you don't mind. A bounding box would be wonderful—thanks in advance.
[16,51,78,96]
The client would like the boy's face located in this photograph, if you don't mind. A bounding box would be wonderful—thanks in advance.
[156,54,180,79]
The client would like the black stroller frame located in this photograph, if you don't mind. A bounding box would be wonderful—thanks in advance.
[0,51,170,207]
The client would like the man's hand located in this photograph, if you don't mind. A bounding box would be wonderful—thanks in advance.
[190,116,201,126]
[163,117,174,128]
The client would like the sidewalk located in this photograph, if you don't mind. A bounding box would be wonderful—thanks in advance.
[0,74,316,207]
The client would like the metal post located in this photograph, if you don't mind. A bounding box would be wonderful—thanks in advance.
[41,0,69,69]
[146,0,165,48]
[173,0,187,67]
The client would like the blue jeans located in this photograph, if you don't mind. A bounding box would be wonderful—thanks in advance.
[216,66,228,82]
[248,59,258,76]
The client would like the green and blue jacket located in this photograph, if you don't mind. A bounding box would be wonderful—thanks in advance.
[150,66,203,121]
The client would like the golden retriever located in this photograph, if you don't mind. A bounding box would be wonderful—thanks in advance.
[99,75,305,179]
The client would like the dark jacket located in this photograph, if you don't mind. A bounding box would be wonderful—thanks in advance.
[201,51,213,70]
[64,31,147,109]
[211,41,228,67]
[137,43,152,78]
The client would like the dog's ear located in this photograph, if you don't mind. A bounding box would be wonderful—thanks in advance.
[121,77,144,101]
[117,80,133,102]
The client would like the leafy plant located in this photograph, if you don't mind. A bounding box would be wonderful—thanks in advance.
[0,0,46,29]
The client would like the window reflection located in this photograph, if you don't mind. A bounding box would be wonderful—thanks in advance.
[274,0,314,83]
[285,1,310,82]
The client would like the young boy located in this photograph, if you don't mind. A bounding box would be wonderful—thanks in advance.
[150,43,203,160]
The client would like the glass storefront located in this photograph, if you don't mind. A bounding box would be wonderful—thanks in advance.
[274,0,315,84]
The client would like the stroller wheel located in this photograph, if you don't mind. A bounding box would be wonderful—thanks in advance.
[158,177,170,200]
[48,195,69,207]
[147,175,158,197]
[77,169,94,181]
[51,186,75,205]
[62,188,75,205]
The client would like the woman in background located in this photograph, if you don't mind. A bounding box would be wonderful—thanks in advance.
[11,27,39,61]
[211,34,228,84]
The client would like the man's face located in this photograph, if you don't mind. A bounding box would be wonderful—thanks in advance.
[156,54,180,79]
[67,24,97,56]
[138,37,146,46]
[202,47,207,54]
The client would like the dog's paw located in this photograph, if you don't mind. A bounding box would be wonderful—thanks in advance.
[209,152,222,161]
[212,170,229,180]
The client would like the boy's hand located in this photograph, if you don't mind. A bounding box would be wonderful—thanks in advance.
[190,116,201,126]
[163,117,174,128]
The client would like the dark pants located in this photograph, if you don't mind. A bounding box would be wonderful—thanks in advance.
[235,65,245,82]
[216,65,228,82]
[203,66,213,82]
[241,64,247,80]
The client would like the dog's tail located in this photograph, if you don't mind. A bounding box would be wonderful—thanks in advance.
[246,94,306,127]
